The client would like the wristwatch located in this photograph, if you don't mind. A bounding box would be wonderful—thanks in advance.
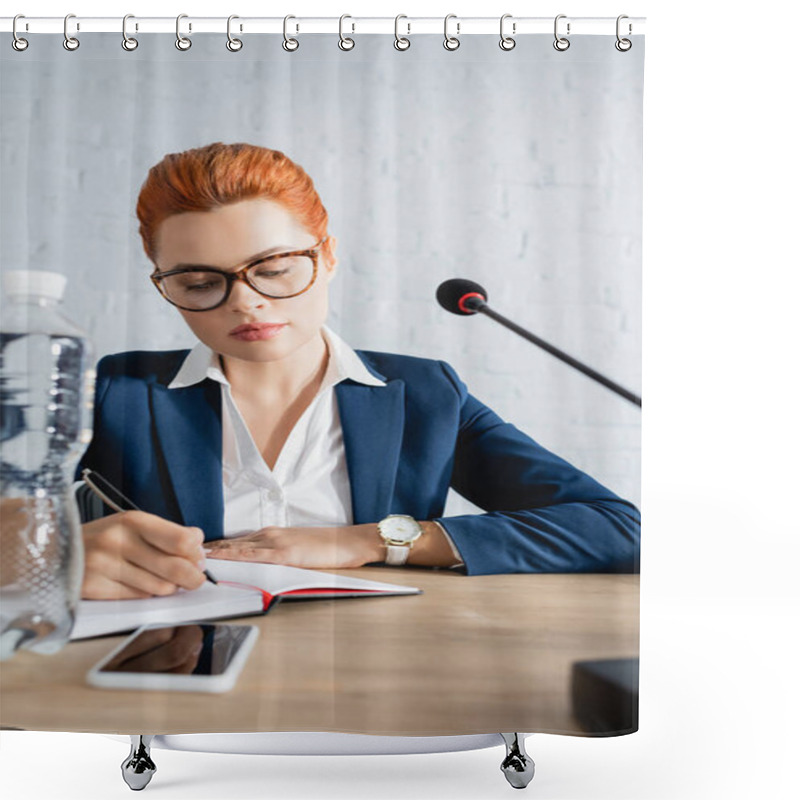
[377,514,424,565]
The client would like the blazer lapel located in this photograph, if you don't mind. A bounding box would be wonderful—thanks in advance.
[335,378,406,524]
[149,380,225,540]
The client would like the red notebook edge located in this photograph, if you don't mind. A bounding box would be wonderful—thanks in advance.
[218,580,422,614]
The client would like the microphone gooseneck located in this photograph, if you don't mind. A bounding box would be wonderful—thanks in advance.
[435,278,642,408]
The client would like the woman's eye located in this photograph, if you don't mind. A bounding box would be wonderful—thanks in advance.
[177,275,223,292]
[254,268,290,279]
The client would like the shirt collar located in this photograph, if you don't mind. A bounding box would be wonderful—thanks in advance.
[167,324,386,390]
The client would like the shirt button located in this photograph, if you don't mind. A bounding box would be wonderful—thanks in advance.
[266,488,282,502]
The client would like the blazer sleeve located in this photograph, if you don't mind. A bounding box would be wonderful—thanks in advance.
[431,360,641,576]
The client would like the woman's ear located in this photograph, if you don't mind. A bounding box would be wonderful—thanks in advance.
[324,235,338,278]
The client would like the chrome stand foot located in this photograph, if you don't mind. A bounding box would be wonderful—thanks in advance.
[122,735,157,791]
[500,733,535,789]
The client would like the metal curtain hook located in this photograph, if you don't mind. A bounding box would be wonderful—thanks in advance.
[339,14,355,51]
[394,14,410,51]
[443,13,460,51]
[175,13,192,50]
[122,14,138,51]
[227,15,243,51]
[63,13,80,51]
[615,14,632,51]
[553,14,570,51]
[12,14,29,51]
[283,15,299,51]
[499,13,516,51]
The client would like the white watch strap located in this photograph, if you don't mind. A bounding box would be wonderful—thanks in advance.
[384,543,410,566]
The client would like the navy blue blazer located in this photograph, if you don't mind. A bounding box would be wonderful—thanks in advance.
[76,348,640,575]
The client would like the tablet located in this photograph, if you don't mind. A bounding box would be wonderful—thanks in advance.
[86,622,259,693]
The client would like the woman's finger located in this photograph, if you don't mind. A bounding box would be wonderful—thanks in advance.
[122,534,207,592]
[81,566,157,601]
[83,542,199,599]
[123,510,205,559]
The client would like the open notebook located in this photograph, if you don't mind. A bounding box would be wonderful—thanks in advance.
[70,559,421,640]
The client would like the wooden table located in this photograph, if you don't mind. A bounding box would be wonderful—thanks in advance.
[0,569,638,736]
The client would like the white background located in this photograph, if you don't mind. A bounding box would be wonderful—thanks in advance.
[1,2,798,800]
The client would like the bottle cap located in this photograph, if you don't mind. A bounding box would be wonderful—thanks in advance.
[1,270,67,301]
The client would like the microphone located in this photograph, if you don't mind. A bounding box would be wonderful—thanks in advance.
[436,278,641,408]
[436,278,488,315]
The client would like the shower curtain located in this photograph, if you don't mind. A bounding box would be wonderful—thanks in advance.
[0,17,643,770]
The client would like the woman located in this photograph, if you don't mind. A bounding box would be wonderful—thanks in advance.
[77,142,640,601]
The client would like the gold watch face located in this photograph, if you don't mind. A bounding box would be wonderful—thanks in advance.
[380,516,422,545]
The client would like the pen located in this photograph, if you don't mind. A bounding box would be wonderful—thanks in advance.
[80,468,218,585]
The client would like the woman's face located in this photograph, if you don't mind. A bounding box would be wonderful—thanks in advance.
[153,198,337,367]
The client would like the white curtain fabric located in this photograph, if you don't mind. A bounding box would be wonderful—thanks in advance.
[1,31,642,752]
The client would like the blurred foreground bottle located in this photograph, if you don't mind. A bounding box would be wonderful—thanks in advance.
[0,270,94,659]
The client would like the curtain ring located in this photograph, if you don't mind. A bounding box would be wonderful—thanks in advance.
[553,14,570,51]
[122,14,138,51]
[499,14,516,51]
[338,14,355,51]
[394,15,410,51]
[615,15,632,52]
[443,14,460,51]
[175,14,192,51]
[226,15,243,51]
[12,14,29,51]
[63,13,80,51]
[283,15,299,51]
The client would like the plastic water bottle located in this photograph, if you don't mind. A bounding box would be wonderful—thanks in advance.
[0,270,95,659]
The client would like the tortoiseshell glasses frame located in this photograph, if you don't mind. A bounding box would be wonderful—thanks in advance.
[149,237,328,311]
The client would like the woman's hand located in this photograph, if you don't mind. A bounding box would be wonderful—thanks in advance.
[202,524,384,569]
[82,511,209,600]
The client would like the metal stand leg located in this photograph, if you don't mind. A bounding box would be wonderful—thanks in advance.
[121,735,157,791]
[500,733,535,789]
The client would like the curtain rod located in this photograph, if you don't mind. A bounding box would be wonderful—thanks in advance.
[1,16,646,36]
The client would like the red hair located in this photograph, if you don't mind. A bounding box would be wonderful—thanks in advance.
[136,142,332,264]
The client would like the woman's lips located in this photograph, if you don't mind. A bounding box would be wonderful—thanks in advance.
[229,323,287,341]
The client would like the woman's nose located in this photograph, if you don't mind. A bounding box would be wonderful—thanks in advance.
[226,275,272,311]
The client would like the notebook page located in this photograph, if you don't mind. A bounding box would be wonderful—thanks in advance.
[70,581,264,640]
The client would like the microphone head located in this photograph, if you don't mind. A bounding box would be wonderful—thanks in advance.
[436,279,488,315]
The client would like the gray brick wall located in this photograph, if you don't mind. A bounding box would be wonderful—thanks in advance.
[1,33,643,508]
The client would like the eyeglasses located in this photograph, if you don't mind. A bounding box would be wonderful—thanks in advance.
[150,237,328,311]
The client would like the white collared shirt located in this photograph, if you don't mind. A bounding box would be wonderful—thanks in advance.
[168,325,463,567]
